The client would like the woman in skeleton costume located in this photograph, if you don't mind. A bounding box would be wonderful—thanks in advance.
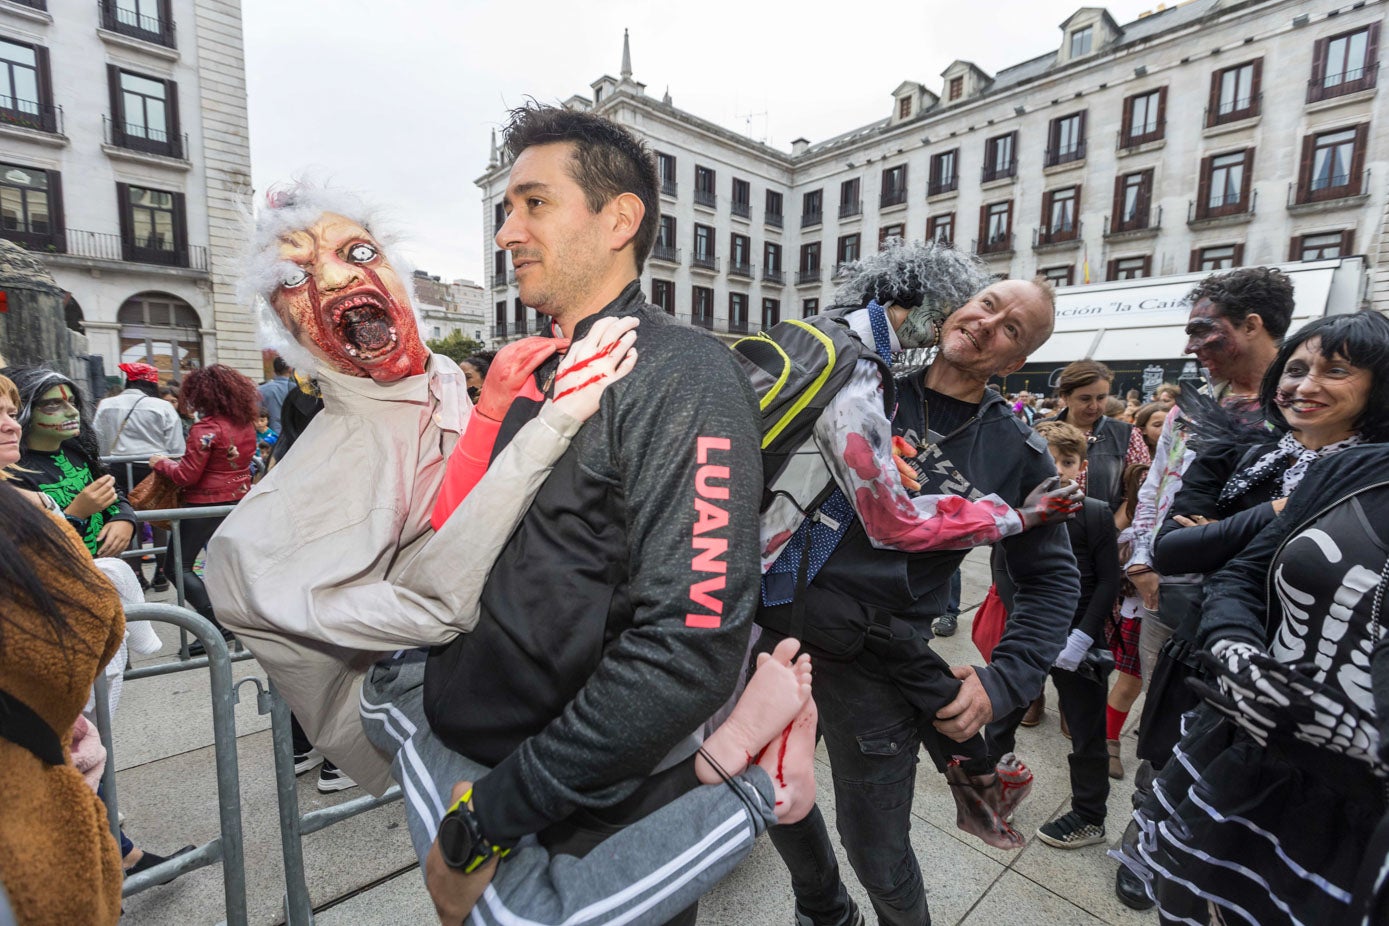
[1116,311,1389,926]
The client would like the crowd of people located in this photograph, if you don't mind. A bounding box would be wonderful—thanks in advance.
[1,102,1387,926]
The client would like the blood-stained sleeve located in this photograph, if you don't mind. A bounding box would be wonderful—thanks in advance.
[814,361,1023,551]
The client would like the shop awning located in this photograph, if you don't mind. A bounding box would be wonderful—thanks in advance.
[1029,257,1365,364]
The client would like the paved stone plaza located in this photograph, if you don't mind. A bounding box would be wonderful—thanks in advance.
[113,546,1152,925]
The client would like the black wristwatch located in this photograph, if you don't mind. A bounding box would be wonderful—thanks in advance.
[437,788,510,873]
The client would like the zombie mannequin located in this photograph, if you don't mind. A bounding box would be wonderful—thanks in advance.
[206,179,820,926]
[3,366,136,558]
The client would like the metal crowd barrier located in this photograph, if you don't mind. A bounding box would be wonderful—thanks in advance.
[92,602,249,926]
[260,684,403,924]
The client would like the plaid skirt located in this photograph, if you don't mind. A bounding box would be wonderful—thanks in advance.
[1105,601,1142,678]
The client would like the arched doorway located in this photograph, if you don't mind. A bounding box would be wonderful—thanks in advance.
[117,291,202,382]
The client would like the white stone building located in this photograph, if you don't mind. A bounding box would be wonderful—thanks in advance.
[477,0,1387,346]
[412,269,488,344]
[0,0,255,381]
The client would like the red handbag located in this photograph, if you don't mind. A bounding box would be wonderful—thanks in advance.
[970,583,1008,664]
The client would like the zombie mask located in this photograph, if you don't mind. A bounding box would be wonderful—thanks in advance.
[270,213,427,383]
[29,384,81,450]
[896,303,949,350]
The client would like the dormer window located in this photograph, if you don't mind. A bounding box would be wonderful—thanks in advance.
[594,87,603,102]
[898,96,911,119]
[948,76,963,101]
[1070,26,1093,58]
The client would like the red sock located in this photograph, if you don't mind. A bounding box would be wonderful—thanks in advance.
[1106,706,1127,741]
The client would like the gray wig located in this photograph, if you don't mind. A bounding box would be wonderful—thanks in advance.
[239,176,421,373]
[833,238,988,349]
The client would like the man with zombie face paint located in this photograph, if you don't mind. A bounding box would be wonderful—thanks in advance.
[207,176,826,926]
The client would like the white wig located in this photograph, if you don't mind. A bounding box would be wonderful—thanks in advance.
[832,238,987,315]
[239,175,422,373]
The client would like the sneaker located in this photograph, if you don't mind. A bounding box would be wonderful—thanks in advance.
[317,761,357,793]
[793,900,865,926]
[293,748,323,776]
[1037,810,1105,849]
[150,575,171,593]
[932,613,958,637]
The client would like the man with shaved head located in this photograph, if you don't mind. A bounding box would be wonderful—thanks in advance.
[761,275,1081,926]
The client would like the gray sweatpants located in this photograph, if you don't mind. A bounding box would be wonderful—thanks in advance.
[359,651,778,926]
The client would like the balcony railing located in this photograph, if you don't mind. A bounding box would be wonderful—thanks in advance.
[511,318,530,336]
[796,268,822,285]
[728,317,750,335]
[1205,92,1261,127]
[1044,141,1086,168]
[838,199,862,219]
[981,160,1017,183]
[650,244,681,264]
[694,189,717,209]
[491,322,508,339]
[974,232,1014,255]
[691,312,715,330]
[1105,204,1162,236]
[1033,220,1081,247]
[660,179,678,197]
[765,211,783,229]
[691,253,719,272]
[1291,167,1370,206]
[1307,63,1379,103]
[1118,120,1165,149]
[0,99,63,135]
[800,210,822,228]
[731,200,751,219]
[104,116,187,160]
[100,0,176,47]
[880,188,908,208]
[762,267,785,284]
[1189,189,1257,223]
[927,177,957,196]
[728,260,754,279]
[32,228,209,270]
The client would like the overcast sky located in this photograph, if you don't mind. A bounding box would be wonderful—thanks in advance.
[243,0,1162,283]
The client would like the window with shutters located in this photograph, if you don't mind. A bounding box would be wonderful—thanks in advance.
[118,183,187,267]
[731,178,751,218]
[802,298,819,318]
[878,223,905,249]
[694,166,717,208]
[799,241,821,276]
[1107,255,1151,281]
[1189,244,1242,272]
[0,38,57,133]
[651,279,675,314]
[0,163,63,251]
[1296,124,1368,203]
[765,190,784,228]
[978,200,1013,253]
[881,164,908,207]
[899,96,912,119]
[761,298,780,330]
[730,232,752,276]
[108,67,182,158]
[982,132,1017,182]
[101,0,175,48]
[656,152,677,197]
[1195,148,1254,220]
[1111,170,1155,233]
[1045,112,1086,167]
[1308,24,1380,102]
[493,249,507,280]
[1120,88,1166,148]
[928,150,958,195]
[927,212,954,246]
[1042,265,1074,286]
[839,177,861,218]
[1290,230,1354,261]
[691,286,714,329]
[1207,60,1261,126]
[837,233,860,266]
[1038,186,1080,243]
[729,292,749,333]
[692,223,716,270]
[764,241,783,281]
[801,189,823,228]
[948,76,964,101]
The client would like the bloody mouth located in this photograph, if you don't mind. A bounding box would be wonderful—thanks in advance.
[330,292,400,361]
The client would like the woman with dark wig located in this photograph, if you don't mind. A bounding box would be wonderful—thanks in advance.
[3,366,137,558]
[0,372,126,925]
[147,364,257,636]
[1118,310,1389,925]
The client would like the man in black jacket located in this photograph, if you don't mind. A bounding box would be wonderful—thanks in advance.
[421,105,762,924]
[763,278,1081,926]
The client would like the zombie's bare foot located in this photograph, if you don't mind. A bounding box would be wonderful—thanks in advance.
[945,762,1025,849]
[696,638,811,783]
[992,752,1034,822]
[759,699,818,824]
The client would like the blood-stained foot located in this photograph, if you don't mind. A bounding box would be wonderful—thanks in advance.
[992,752,1034,822]
[697,638,811,783]
[945,762,1025,850]
[759,699,818,824]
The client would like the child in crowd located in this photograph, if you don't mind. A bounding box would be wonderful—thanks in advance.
[253,408,279,447]
[1030,421,1122,848]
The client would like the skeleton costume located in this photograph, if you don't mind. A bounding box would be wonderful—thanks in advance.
[1118,443,1389,926]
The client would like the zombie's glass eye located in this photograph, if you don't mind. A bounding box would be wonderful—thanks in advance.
[281,268,309,289]
[347,243,378,263]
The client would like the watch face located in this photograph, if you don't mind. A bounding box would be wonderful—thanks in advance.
[438,812,473,869]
